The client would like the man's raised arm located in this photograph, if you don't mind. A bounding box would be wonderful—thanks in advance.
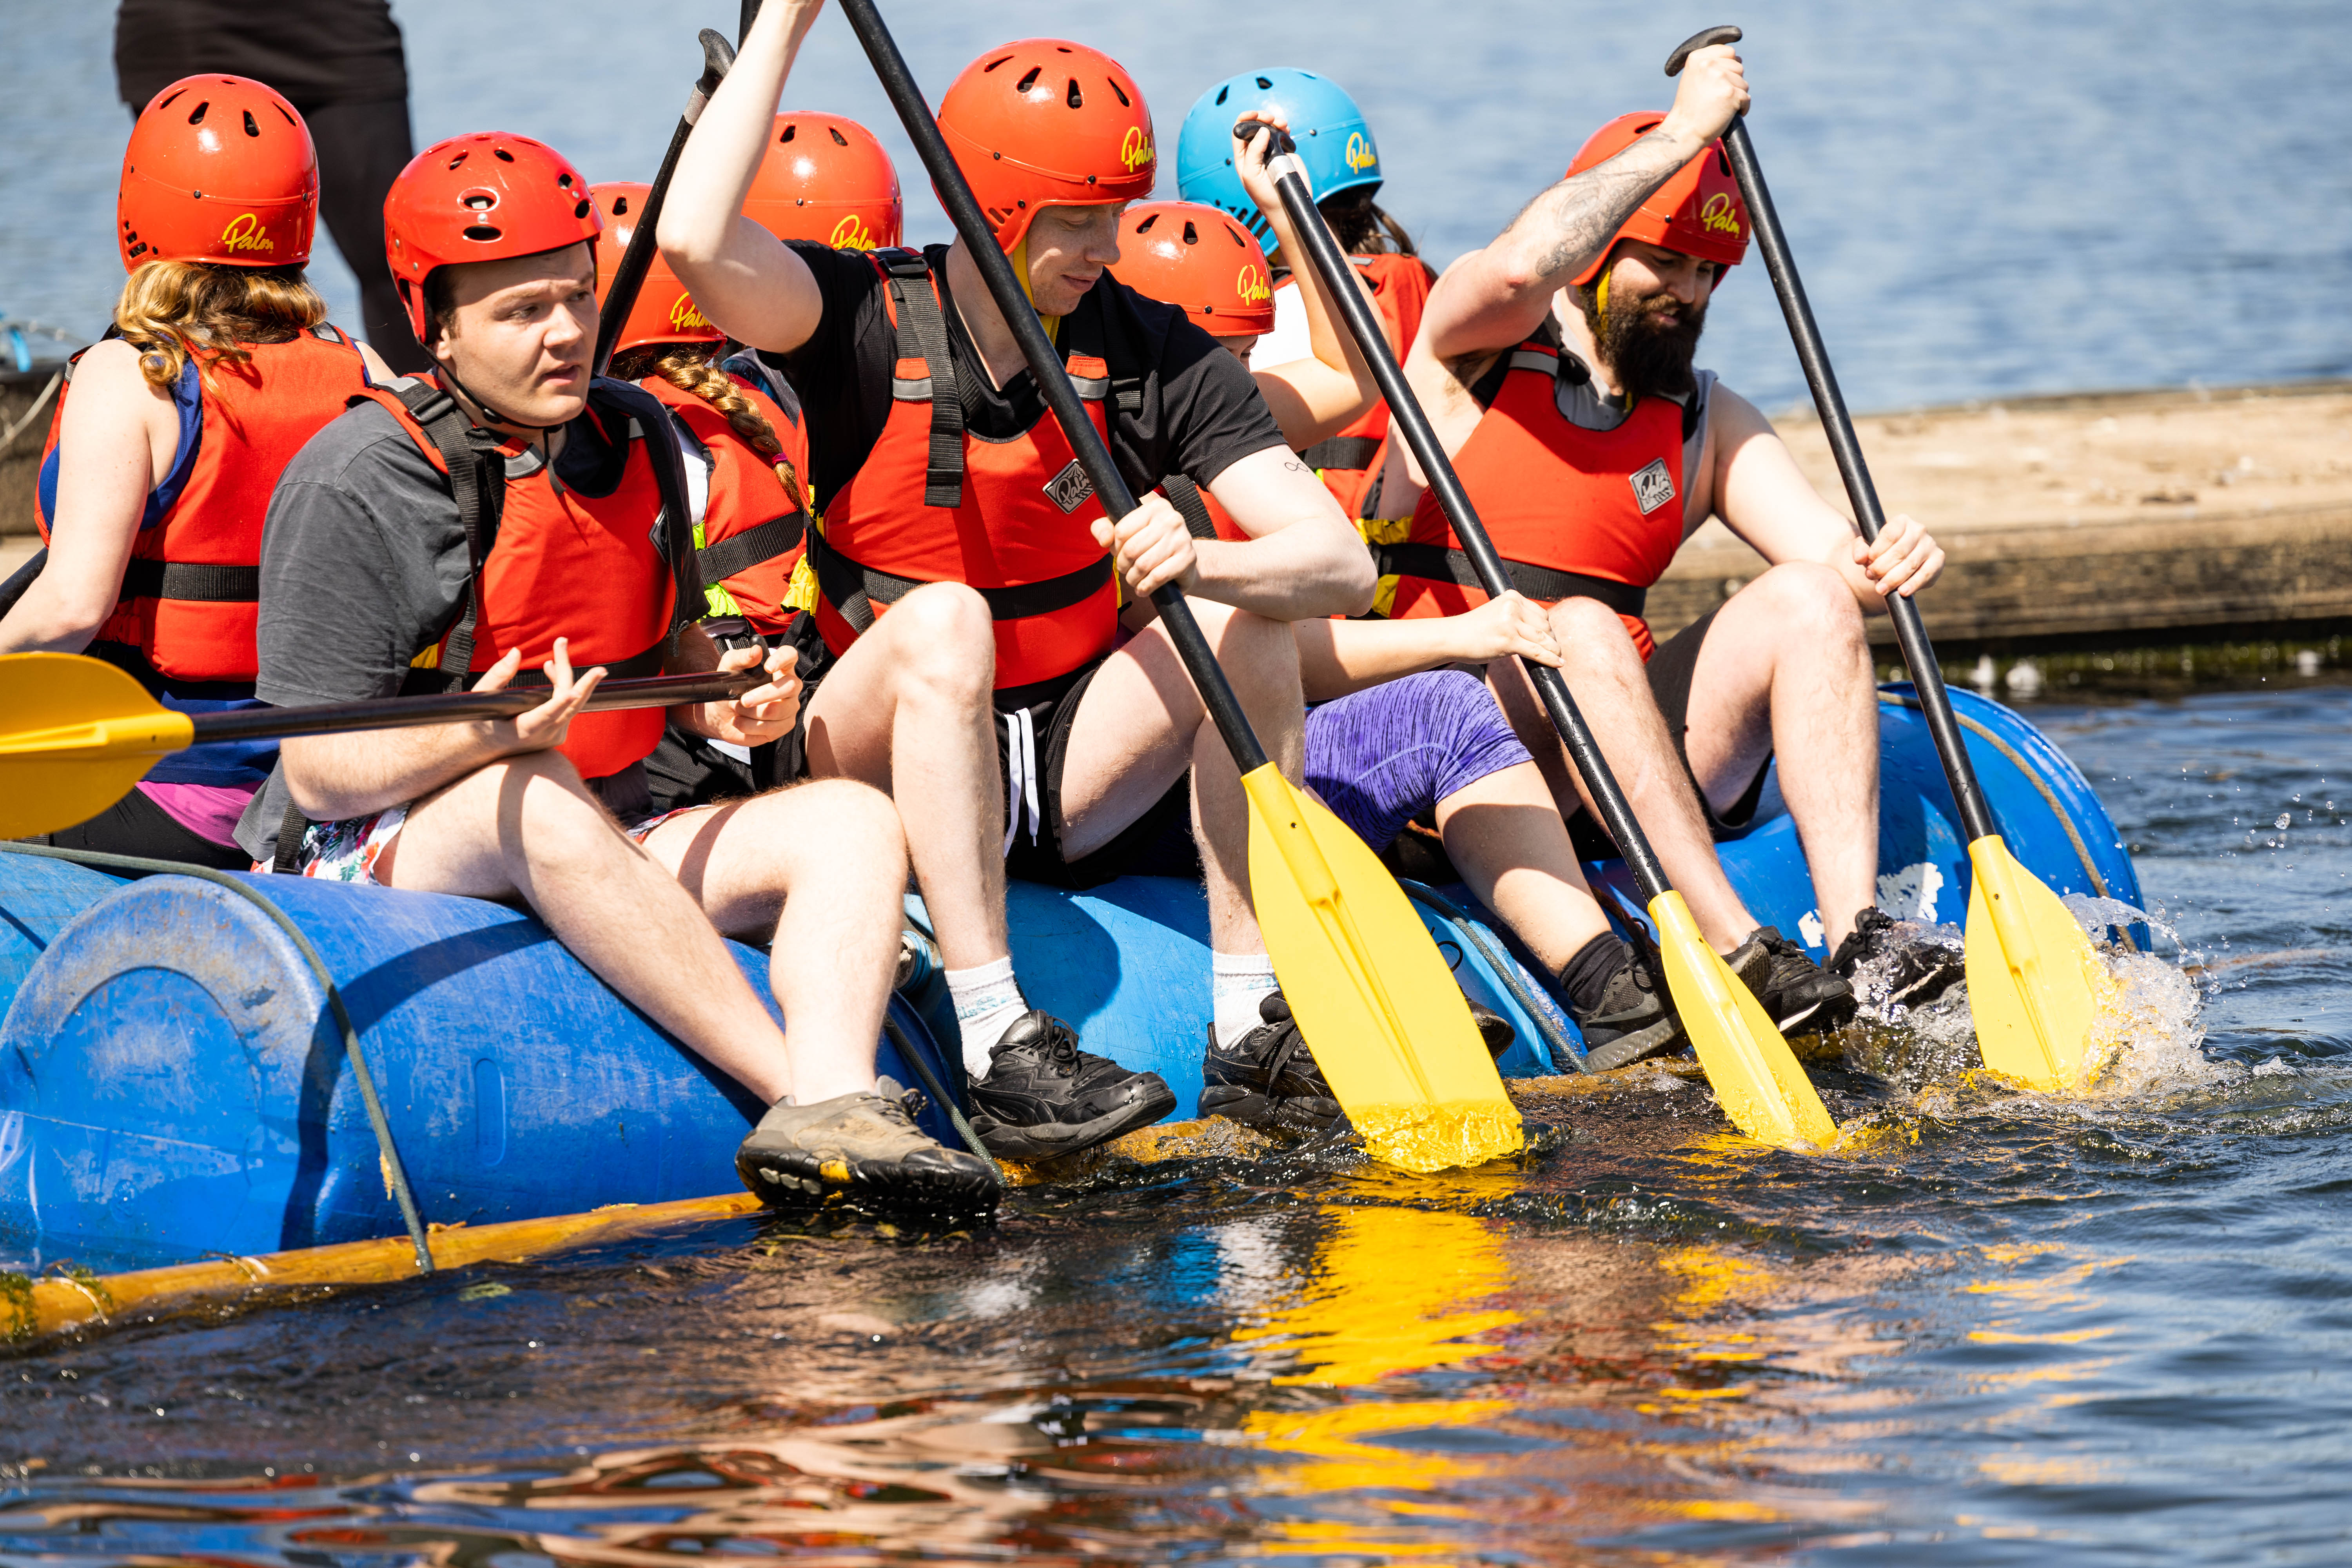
[659,0,831,354]
[1419,43,1750,360]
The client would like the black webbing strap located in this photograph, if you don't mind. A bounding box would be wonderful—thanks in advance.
[1375,542,1648,617]
[504,641,669,684]
[881,251,965,508]
[391,381,505,680]
[1163,474,1219,541]
[694,511,805,586]
[120,559,260,602]
[807,527,1111,634]
[1299,434,1381,473]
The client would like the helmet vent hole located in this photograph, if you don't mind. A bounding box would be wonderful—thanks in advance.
[1015,66,1042,94]
[187,100,209,125]
[557,172,574,189]
[1066,79,1083,109]
[157,88,186,110]
[463,224,503,242]
[780,123,796,142]
[1255,76,1272,89]
[1182,221,1198,245]
[463,191,497,209]
[829,126,849,146]
[493,147,515,162]
[278,103,297,125]
[984,54,1013,73]
[574,199,591,218]
[1227,225,1244,247]
[612,195,630,216]
[1110,79,1130,107]
[242,110,260,137]
[1717,147,1731,176]
[1214,86,1229,106]
[446,151,468,170]
[1136,213,1158,233]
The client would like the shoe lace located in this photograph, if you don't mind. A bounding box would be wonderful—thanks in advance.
[878,1087,928,1126]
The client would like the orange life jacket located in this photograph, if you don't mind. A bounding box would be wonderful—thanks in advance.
[1283,252,1434,519]
[36,325,369,682]
[1380,339,1685,659]
[636,370,809,636]
[810,249,1118,701]
[361,375,688,779]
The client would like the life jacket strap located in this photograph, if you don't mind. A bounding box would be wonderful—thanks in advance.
[808,526,1112,634]
[1299,434,1381,473]
[880,250,966,509]
[119,559,260,602]
[1161,473,1219,541]
[1374,542,1648,617]
[694,510,806,586]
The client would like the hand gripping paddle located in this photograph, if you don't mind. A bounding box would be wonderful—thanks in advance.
[1241,124,1835,1149]
[1666,26,2115,1091]
[0,651,764,840]
[832,0,1519,1172]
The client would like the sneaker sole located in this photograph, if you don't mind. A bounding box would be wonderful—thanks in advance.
[969,1077,1179,1162]
[1198,1083,1348,1136]
[736,1145,1000,1213]
[1580,1015,1688,1073]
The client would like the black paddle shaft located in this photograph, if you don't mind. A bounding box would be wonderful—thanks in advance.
[835,0,1270,774]
[1249,125,1675,900]
[1666,26,1996,844]
[182,669,762,747]
[591,29,737,377]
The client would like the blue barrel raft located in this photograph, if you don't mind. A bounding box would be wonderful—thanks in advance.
[0,687,2138,1270]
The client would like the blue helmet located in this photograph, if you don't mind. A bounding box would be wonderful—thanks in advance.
[1175,68,1381,253]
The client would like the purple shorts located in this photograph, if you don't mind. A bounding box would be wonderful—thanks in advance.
[1304,670,1532,851]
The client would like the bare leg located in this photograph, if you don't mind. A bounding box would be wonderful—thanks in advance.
[802,583,1007,969]
[639,778,909,1104]
[1488,599,1759,951]
[375,751,799,1104]
[1434,760,1614,976]
[1679,563,1880,950]
[1056,602,1306,955]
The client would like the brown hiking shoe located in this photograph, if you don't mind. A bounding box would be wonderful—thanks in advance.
[737,1085,999,1212]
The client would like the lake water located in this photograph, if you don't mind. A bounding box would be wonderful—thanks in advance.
[5,0,2348,411]
[5,673,2352,1563]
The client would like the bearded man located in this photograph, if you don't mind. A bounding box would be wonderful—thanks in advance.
[1374,58,1960,1031]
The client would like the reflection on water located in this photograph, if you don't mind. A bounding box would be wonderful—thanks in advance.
[4,684,2352,1564]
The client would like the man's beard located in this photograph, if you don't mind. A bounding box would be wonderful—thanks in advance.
[1577,275,1707,402]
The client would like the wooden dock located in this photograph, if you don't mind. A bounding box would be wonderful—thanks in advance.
[9,368,2349,660]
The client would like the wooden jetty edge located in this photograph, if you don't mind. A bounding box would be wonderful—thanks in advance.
[7,369,2349,659]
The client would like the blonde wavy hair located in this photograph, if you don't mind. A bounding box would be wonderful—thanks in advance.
[612,342,804,502]
[114,258,327,390]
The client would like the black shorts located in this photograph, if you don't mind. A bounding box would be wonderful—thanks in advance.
[32,784,252,870]
[1564,603,1773,860]
[995,661,1194,891]
[642,616,821,816]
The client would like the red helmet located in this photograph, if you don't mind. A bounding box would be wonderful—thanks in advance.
[118,75,318,272]
[588,183,720,358]
[1564,112,1748,287]
[1107,202,1274,336]
[744,113,903,251]
[383,132,601,345]
[936,39,1155,252]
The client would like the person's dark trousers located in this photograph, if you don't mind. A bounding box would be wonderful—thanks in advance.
[304,96,428,372]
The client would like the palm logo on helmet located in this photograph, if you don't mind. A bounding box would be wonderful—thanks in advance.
[936,39,1156,253]
[1175,67,1381,245]
[585,182,720,359]
[382,132,600,347]
[119,75,319,273]
[1106,201,1277,338]
[1564,111,1749,287]
[746,113,904,251]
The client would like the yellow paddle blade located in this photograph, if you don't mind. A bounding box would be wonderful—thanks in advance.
[1240,764,1522,1173]
[1649,891,1838,1150]
[0,652,194,838]
[1964,833,2117,1091]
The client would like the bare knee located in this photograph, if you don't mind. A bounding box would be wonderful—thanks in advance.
[1749,561,1863,646]
[780,777,908,871]
[1545,595,1642,670]
[1197,603,1300,697]
[884,582,995,698]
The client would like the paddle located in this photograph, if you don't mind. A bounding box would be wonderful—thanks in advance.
[0,651,763,840]
[591,28,738,377]
[1244,124,1835,1149]
[1665,26,2112,1092]
[830,0,1519,1173]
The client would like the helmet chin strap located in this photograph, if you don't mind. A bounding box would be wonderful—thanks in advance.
[1008,232,1059,345]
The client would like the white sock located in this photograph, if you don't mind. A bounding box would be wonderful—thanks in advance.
[946,956,1027,1081]
[1211,951,1280,1049]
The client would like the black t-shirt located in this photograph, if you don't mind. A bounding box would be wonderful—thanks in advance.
[115,0,408,111]
[761,243,1287,515]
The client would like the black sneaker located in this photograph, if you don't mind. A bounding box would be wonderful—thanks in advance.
[966,1011,1176,1160]
[1470,1002,1516,1060]
[737,1083,1000,1210]
[1829,906,1966,1011]
[1200,991,1347,1135]
[1573,948,1690,1072]
[1726,926,1854,1031]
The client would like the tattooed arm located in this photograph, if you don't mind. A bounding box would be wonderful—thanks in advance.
[1418,44,1749,361]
